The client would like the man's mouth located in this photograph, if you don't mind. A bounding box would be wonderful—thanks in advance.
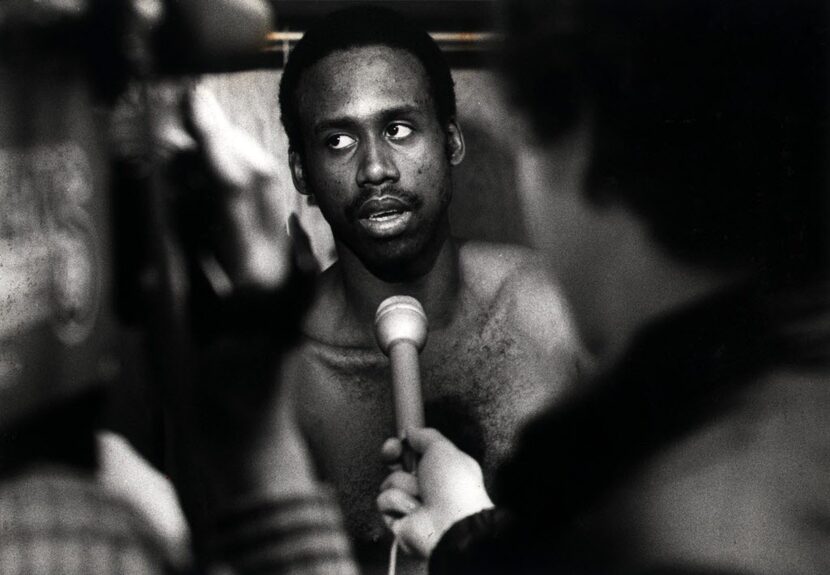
[356,196,414,238]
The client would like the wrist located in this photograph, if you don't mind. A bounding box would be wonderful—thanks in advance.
[428,507,505,573]
[431,499,494,555]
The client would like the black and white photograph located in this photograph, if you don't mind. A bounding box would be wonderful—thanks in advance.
[1,1,827,574]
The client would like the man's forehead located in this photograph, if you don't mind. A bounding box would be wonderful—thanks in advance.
[296,45,434,126]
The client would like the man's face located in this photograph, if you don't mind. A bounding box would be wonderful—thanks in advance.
[291,45,463,279]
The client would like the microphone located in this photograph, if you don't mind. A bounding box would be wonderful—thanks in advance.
[374,296,428,470]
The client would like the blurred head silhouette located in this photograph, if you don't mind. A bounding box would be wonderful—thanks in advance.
[503,0,827,282]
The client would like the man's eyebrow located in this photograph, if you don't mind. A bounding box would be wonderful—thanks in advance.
[378,104,423,121]
[312,116,358,135]
[312,104,425,135]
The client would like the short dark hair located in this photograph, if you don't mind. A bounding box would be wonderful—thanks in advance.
[279,5,457,154]
[503,0,828,278]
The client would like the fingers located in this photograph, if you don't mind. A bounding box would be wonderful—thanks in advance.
[186,84,276,191]
[380,470,419,496]
[382,428,447,461]
[186,84,224,141]
[381,517,416,558]
[180,85,297,292]
[386,510,440,560]
[380,437,404,466]
[377,488,420,519]
[404,428,448,454]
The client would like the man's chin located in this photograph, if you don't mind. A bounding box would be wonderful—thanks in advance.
[359,246,434,283]
[364,258,424,284]
[345,220,449,283]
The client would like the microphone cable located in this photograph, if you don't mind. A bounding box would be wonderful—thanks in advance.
[388,537,400,575]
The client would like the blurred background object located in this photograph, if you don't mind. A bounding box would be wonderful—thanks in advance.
[0,0,118,433]
[0,1,278,571]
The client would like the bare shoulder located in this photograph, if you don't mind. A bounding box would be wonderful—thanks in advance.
[459,240,582,357]
[458,240,542,294]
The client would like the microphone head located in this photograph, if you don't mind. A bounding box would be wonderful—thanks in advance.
[374,296,428,355]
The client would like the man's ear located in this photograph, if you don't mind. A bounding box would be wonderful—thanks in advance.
[289,149,311,196]
[446,120,466,166]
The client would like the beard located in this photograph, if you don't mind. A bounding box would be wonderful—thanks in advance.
[309,175,454,282]
[355,212,451,283]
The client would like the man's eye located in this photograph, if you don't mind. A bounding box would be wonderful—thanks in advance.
[326,134,356,149]
[386,124,413,140]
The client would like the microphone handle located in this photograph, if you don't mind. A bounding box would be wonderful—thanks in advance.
[389,341,425,472]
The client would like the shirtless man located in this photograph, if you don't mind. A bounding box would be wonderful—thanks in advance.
[275,7,583,572]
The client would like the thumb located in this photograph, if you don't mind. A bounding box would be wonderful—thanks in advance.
[391,509,442,559]
[404,427,448,454]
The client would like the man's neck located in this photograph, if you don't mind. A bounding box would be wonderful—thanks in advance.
[334,236,461,334]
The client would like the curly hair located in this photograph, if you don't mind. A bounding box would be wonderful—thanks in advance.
[278,6,456,155]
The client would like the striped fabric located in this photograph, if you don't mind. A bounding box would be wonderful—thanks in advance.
[210,489,358,575]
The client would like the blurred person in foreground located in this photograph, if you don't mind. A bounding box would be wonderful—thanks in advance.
[0,82,358,573]
[2,68,357,575]
[170,87,359,574]
[272,7,584,573]
[377,1,830,574]
[0,1,358,573]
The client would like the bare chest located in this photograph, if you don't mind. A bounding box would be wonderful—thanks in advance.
[295,304,540,466]
[288,297,572,550]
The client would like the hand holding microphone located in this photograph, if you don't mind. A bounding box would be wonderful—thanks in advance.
[374,296,428,471]
[377,428,494,558]
[374,297,494,559]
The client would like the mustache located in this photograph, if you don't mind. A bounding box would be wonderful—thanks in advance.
[345,186,423,221]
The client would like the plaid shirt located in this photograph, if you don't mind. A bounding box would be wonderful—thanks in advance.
[0,464,173,575]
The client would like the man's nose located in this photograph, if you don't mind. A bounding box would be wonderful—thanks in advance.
[356,138,399,187]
